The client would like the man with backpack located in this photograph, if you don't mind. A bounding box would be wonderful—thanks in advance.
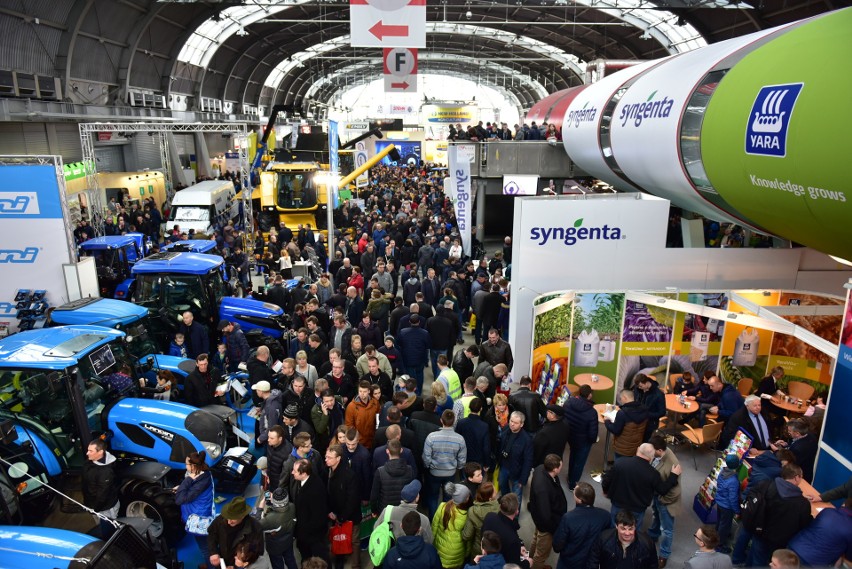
[738,463,812,566]
[383,511,441,569]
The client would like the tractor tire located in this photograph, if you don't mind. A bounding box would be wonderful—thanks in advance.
[121,480,185,546]
[258,211,277,233]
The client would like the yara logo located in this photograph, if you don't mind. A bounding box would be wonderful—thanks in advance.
[0,192,40,215]
[746,83,804,158]
[0,247,39,263]
[618,91,675,127]
[566,101,598,128]
[529,218,623,246]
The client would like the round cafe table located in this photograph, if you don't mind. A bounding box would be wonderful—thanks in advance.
[665,394,697,436]
[770,395,806,414]
[574,373,614,391]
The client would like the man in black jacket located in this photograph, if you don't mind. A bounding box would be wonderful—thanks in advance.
[265,426,293,489]
[587,510,658,569]
[563,385,599,490]
[83,439,119,539]
[509,375,546,433]
[184,353,222,408]
[552,482,612,569]
[370,439,414,515]
[533,405,571,467]
[601,443,682,530]
[528,454,569,569]
[291,458,330,562]
[326,444,363,569]
[452,345,478,383]
[481,493,531,569]
[456,397,493,470]
[180,310,209,359]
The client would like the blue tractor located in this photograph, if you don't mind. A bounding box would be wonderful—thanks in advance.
[161,239,218,254]
[131,251,291,354]
[0,325,255,545]
[78,233,150,299]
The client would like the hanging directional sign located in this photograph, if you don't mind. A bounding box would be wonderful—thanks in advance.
[383,47,418,93]
[350,0,426,48]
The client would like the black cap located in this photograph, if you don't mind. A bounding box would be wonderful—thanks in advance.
[217,319,230,331]
[546,404,565,417]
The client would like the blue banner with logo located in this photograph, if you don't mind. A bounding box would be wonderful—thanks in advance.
[0,165,64,219]
[328,121,339,209]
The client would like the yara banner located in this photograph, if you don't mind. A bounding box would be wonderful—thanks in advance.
[446,145,472,256]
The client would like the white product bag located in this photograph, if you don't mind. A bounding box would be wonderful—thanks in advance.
[598,336,616,362]
[690,331,710,362]
[574,329,600,367]
[732,327,760,367]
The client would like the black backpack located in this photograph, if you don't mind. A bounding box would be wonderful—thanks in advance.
[740,480,771,536]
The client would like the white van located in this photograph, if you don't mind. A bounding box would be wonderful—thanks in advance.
[168,180,239,235]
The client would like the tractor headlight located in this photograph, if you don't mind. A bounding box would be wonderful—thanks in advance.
[201,442,222,459]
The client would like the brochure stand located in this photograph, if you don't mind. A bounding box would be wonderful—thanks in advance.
[693,429,753,523]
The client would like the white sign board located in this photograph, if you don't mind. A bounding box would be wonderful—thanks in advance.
[350,0,426,48]
[502,174,539,196]
[447,146,473,256]
[383,47,417,93]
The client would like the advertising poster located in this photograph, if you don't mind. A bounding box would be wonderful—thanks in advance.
[767,292,843,390]
[571,292,624,404]
[376,140,421,166]
[818,288,852,478]
[621,298,676,356]
[719,291,777,387]
[532,293,575,405]
[670,292,728,380]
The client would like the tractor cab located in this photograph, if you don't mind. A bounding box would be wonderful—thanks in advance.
[78,233,149,298]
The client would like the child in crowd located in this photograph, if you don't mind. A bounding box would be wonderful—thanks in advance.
[211,342,228,373]
[139,370,176,401]
[378,335,403,378]
[715,454,742,553]
[169,333,187,358]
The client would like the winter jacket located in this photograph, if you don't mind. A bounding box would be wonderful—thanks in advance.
[788,506,852,566]
[82,451,119,512]
[481,512,529,569]
[376,501,434,544]
[184,365,223,408]
[371,458,415,514]
[385,535,442,569]
[356,321,384,353]
[169,341,188,358]
[652,447,681,514]
[281,385,314,423]
[403,276,421,306]
[587,527,658,569]
[633,379,666,439]
[564,395,598,446]
[508,388,546,433]
[533,419,571,467]
[180,320,210,360]
[224,324,251,367]
[398,325,432,367]
[427,312,459,351]
[342,443,374,502]
[605,401,648,457]
[327,463,362,523]
[424,427,467,477]
[247,355,276,389]
[345,395,381,449]
[207,514,265,567]
[552,504,612,569]
[265,439,294,490]
[175,471,214,529]
[456,414,492,469]
[756,477,812,551]
[292,475,329,545]
[258,389,284,444]
[461,499,500,554]
[715,468,741,512]
[528,465,569,534]
[310,399,345,446]
[498,427,533,484]
[432,502,469,569]
[464,553,506,569]
[479,338,513,370]
[258,501,296,556]
[717,383,744,421]
[601,456,679,512]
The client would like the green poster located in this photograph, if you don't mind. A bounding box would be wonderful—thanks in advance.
[701,9,852,261]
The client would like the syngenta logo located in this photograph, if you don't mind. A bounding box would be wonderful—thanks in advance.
[618,91,675,127]
[566,101,598,128]
[0,192,40,215]
[529,218,623,246]
[0,247,39,263]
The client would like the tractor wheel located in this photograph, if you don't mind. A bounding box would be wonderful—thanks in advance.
[121,481,185,546]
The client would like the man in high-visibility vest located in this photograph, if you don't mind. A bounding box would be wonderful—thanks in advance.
[435,354,461,400]
[453,377,479,425]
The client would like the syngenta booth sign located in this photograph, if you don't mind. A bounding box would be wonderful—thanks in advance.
[529,218,623,246]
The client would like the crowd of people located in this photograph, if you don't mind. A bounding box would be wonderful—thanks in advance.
[447,121,561,143]
[77,162,850,569]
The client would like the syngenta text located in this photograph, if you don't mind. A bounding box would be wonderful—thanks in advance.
[529,218,623,246]
[619,91,675,128]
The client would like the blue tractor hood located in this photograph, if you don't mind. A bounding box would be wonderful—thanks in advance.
[48,297,147,328]
[131,252,222,276]
[220,296,287,338]
[162,239,217,254]
[79,235,138,251]
[0,526,99,569]
[0,326,124,370]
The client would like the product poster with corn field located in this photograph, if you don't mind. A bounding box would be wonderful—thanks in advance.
[570,292,624,405]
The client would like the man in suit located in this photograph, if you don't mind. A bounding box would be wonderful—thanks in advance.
[291,458,330,563]
[721,395,773,451]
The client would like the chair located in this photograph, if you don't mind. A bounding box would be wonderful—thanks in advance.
[787,381,815,402]
[565,383,579,396]
[680,421,725,470]
[737,378,753,397]
[667,374,682,394]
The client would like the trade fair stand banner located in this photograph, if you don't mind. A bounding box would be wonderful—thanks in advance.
[570,292,624,405]
[532,293,575,405]
[0,156,75,336]
[618,296,677,393]
[814,283,852,493]
[718,291,778,388]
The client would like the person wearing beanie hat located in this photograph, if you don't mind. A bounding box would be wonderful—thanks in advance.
[207,496,265,568]
[433,481,473,569]
[259,487,297,569]
[282,404,315,445]
[379,335,404,379]
[715,454,742,553]
[376,478,434,545]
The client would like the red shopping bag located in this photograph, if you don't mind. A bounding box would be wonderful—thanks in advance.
[329,520,354,555]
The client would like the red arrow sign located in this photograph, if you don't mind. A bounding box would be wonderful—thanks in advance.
[370,20,409,40]
[390,81,410,89]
